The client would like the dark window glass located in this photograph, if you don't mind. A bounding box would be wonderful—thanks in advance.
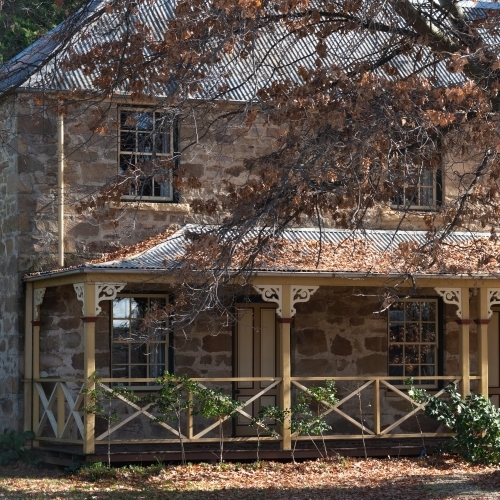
[388,299,438,388]
[119,109,174,201]
[111,296,169,388]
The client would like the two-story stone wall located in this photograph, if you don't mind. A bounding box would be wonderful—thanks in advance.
[0,97,23,430]
[0,91,492,433]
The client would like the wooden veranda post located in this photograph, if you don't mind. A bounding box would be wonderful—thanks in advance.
[279,285,292,451]
[24,282,33,434]
[458,287,471,398]
[253,283,318,451]
[32,320,41,443]
[436,287,471,399]
[373,378,381,435]
[31,287,45,446]
[81,282,97,455]
[476,288,490,398]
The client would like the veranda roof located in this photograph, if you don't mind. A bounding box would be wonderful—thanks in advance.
[24,225,500,280]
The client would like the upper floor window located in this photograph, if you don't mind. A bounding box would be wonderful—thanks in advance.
[388,299,438,388]
[119,108,175,202]
[391,167,442,210]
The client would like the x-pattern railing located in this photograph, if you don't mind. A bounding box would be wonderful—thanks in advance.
[292,379,375,435]
[33,375,463,446]
[95,377,281,442]
[378,378,460,436]
[95,382,186,441]
[292,376,462,438]
[191,380,281,439]
[34,380,84,440]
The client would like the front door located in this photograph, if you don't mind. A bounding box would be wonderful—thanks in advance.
[234,304,278,436]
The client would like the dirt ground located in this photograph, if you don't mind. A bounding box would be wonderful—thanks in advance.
[0,456,499,499]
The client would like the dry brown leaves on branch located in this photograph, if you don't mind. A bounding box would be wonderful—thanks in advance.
[89,225,180,264]
[180,233,500,276]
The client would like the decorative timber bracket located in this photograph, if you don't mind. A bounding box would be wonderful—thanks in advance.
[487,288,500,318]
[434,288,462,319]
[33,288,46,321]
[73,282,126,316]
[253,285,283,316]
[253,285,319,318]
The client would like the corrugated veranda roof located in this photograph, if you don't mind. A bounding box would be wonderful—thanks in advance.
[24,225,500,279]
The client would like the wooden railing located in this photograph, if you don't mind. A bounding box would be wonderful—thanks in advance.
[32,379,84,444]
[291,376,472,440]
[30,375,472,450]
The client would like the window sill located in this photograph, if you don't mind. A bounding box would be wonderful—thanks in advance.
[390,205,438,212]
[110,201,191,214]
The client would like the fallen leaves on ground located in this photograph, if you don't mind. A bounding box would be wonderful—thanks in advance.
[0,456,500,499]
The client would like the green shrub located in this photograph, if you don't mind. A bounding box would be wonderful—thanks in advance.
[80,461,116,481]
[149,372,199,465]
[0,429,39,465]
[250,405,289,462]
[409,382,500,464]
[194,386,242,463]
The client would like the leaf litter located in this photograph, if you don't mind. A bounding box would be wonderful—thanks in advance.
[1,456,500,499]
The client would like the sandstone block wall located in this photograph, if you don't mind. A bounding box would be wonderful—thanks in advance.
[174,315,233,380]
[12,97,498,276]
[15,98,487,277]
[38,285,110,378]
[0,97,23,430]
[13,100,285,275]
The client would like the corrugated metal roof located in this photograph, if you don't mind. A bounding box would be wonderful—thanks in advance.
[26,225,498,278]
[2,0,498,98]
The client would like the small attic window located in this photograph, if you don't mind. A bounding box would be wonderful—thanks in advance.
[119,108,175,202]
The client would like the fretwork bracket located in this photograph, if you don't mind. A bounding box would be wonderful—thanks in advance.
[74,282,126,316]
[291,286,319,317]
[435,288,462,319]
[253,285,319,318]
[34,288,46,321]
[487,288,500,318]
[253,285,283,317]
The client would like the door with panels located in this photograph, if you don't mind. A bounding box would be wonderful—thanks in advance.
[234,304,278,436]
[488,312,500,407]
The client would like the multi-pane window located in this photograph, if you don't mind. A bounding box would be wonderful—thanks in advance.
[112,296,169,386]
[119,109,174,201]
[391,167,439,208]
[388,300,438,387]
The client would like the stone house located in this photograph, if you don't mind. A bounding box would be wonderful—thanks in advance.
[1,0,500,463]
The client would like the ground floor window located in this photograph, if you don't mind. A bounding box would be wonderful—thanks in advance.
[388,299,438,387]
[111,295,170,387]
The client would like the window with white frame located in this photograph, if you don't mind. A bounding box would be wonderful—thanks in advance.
[388,299,438,387]
[111,296,169,386]
[119,108,175,201]
[390,166,441,209]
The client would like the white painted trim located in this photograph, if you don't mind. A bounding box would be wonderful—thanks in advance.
[73,282,126,316]
[434,288,462,318]
[33,288,46,321]
[253,285,283,317]
[291,286,319,316]
[488,289,500,318]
